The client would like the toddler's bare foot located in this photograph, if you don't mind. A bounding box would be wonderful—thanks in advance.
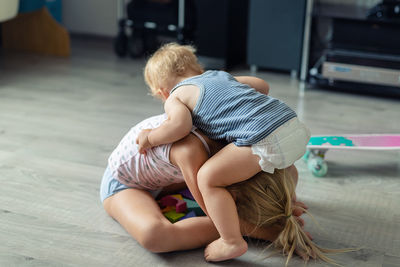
[204,237,248,262]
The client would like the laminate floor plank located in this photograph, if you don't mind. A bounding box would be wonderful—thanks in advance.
[1,37,399,266]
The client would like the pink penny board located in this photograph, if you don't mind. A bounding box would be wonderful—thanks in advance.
[307,134,400,151]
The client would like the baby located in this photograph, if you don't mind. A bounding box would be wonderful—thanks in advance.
[101,114,339,266]
[136,43,310,261]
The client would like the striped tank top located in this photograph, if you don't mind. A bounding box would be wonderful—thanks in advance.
[170,70,297,146]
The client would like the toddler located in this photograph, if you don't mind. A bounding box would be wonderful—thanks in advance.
[101,114,304,253]
[137,43,311,261]
[102,114,339,266]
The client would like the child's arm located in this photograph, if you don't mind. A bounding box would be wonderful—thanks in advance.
[234,76,270,95]
[136,96,192,153]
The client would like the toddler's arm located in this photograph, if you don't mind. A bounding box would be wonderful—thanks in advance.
[235,76,270,95]
[136,96,192,153]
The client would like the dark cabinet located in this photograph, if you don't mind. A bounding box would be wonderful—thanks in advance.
[247,0,307,76]
[193,0,249,69]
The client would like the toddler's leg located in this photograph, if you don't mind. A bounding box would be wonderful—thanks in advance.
[197,143,262,262]
[170,133,210,215]
[103,188,219,252]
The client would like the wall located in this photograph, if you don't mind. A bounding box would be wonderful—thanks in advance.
[62,0,118,37]
[318,0,380,7]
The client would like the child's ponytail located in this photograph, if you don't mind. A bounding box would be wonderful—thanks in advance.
[273,178,340,266]
[228,169,350,266]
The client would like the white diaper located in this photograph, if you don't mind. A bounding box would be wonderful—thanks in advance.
[251,118,311,173]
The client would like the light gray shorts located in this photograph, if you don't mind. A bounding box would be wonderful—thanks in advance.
[100,167,162,203]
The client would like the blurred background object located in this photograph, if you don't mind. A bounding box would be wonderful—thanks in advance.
[1,0,69,57]
[0,0,19,22]
[114,0,196,58]
[113,0,248,70]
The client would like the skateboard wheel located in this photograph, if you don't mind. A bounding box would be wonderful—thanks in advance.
[308,157,328,177]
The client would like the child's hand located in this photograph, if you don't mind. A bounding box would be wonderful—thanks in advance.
[293,200,308,216]
[292,198,313,240]
[136,129,153,154]
[292,193,308,216]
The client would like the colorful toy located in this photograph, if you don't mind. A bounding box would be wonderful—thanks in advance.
[164,210,186,223]
[179,211,196,221]
[158,191,206,223]
[175,200,187,213]
[304,134,400,177]
[183,198,206,216]
[160,195,180,207]
[161,206,174,213]
[179,188,195,200]
[171,194,183,200]
[159,194,187,213]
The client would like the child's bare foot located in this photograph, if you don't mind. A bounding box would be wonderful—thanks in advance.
[204,237,248,262]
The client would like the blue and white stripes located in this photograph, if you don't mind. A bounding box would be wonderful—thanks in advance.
[171,70,297,146]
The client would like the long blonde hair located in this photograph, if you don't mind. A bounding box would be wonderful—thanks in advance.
[227,169,345,266]
[144,43,204,97]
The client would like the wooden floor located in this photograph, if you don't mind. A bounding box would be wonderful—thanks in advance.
[1,38,399,267]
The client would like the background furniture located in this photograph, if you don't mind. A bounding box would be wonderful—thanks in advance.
[18,0,62,23]
[307,1,400,95]
[0,0,19,22]
[114,0,195,58]
[2,0,69,57]
[247,0,307,77]
[113,0,248,69]
[193,0,249,69]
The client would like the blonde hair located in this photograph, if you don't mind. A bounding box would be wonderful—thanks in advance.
[144,43,204,97]
[228,169,347,266]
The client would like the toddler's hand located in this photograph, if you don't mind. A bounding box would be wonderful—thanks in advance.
[136,129,153,154]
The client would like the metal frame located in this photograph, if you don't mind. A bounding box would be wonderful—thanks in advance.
[300,0,314,81]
